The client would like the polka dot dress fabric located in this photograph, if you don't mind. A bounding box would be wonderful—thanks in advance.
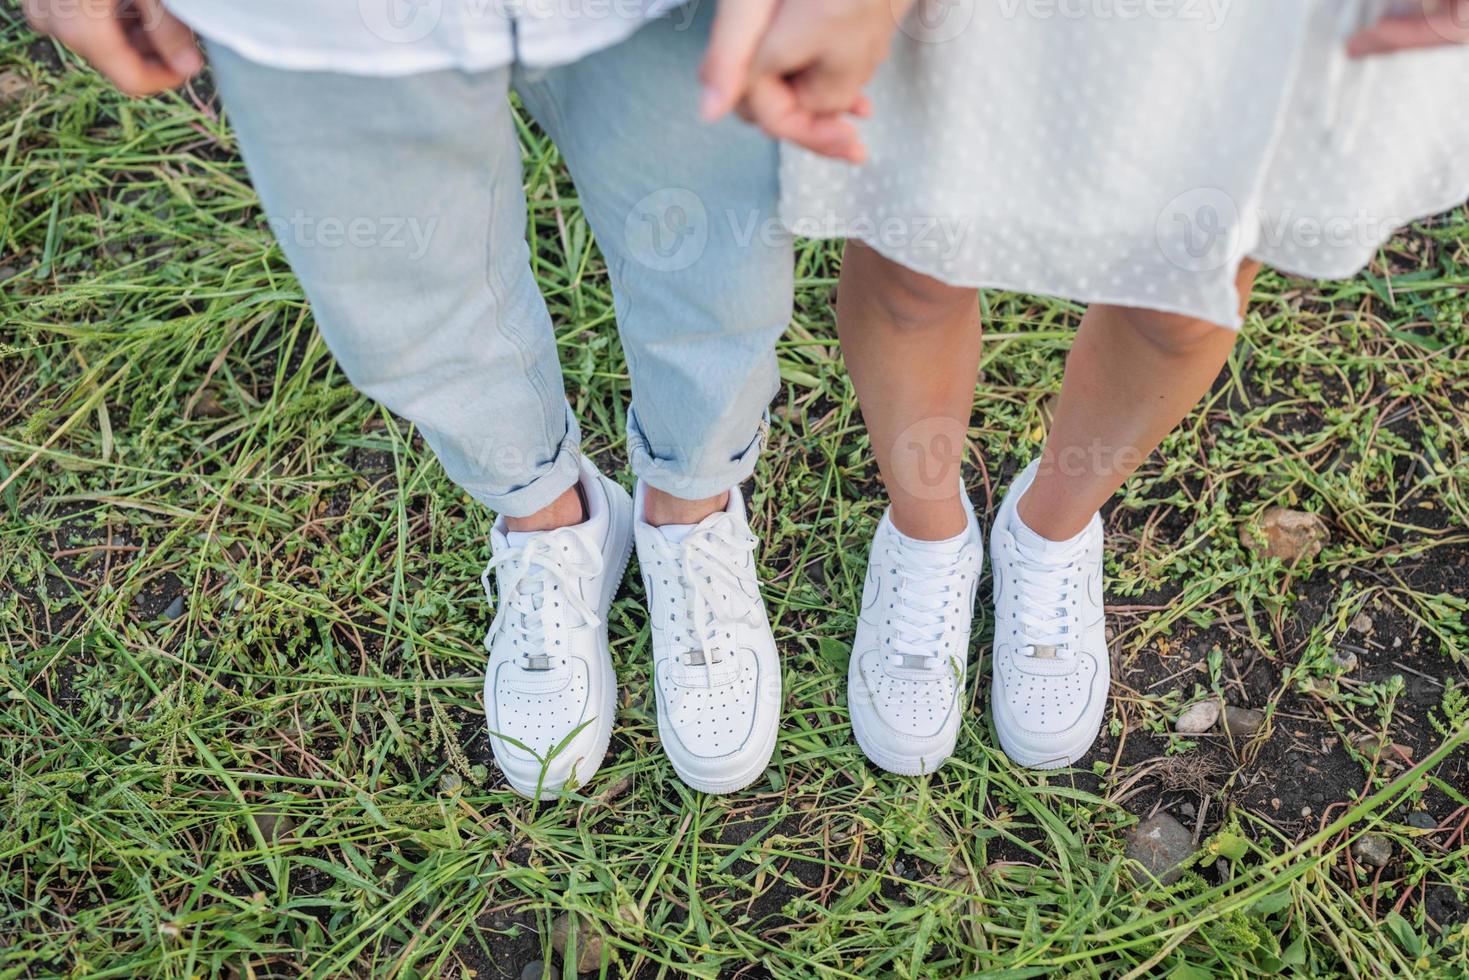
[779,0,1469,328]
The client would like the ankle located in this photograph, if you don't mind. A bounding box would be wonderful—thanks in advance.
[1014,485,1090,543]
[504,484,586,533]
[889,496,968,541]
[643,486,728,527]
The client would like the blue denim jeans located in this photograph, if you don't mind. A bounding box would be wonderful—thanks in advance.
[207,5,793,517]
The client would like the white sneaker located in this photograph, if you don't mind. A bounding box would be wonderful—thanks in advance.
[988,460,1110,769]
[849,499,983,775]
[481,457,633,799]
[634,482,780,793]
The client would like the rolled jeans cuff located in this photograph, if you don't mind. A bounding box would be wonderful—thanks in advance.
[626,406,768,502]
[456,403,583,518]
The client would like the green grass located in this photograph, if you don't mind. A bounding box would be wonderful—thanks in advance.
[4,18,1469,979]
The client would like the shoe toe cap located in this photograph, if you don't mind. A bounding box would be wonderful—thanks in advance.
[659,655,764,758]
[850,649,958,741]
[486,660,605,796]
[993,654,1099,731]
[992,653,1107,766]
[656,650,779,789]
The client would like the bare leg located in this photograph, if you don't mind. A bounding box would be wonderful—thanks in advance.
[506,482,726,533]
[504,486,586,533]
[1017,260,1263,540]
[836,242,982,540]
[642,488,729,526]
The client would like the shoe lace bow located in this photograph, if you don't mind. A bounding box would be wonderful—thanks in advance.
[885,544,968,669]
[482,529,603,671]
[1009,545,1086,664]
[667,513,760,684]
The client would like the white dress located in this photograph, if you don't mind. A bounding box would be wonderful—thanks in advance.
[779,0,1469,328]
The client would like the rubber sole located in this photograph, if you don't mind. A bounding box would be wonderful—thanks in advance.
[848,691,957,776]
[993,732,1098,771]
[665,707,779,794]
[500,476,634,801]
[990,684,1107,772]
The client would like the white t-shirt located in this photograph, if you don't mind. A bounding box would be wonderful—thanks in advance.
[166,0,692,74]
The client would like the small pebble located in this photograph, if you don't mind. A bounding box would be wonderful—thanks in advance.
[251,810,294,841]
[551,913,604,973]
[162,595,185,621]
[1352,833,1393,869]
[1125,813,1195,885]
[1333,649,1358,673]
[0,71,27,103]
[1239,507,1329,561]
[1407,812,1437,831]
[1221,705,1266,737]
[520,961,551,980]
[1350,612,1374,634]
[1175,700,1220,735]
[193,387,229,419]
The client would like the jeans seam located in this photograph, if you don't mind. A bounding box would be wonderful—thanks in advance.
[515,68,633,466]
[481,138,566,469]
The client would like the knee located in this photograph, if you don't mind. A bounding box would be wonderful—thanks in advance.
[1111,306,1236,357]
[845,245,977,333]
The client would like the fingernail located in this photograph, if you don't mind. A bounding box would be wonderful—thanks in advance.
[699,85,722,122]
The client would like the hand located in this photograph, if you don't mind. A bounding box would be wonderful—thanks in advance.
[24,0,203,97]
[1347,0,1469,56]
[700,0,914,162]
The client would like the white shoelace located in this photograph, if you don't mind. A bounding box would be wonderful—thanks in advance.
[885,543,968,667]
[664,513,760,684]
[482,530,602,671]
[1008,543,1085,661]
